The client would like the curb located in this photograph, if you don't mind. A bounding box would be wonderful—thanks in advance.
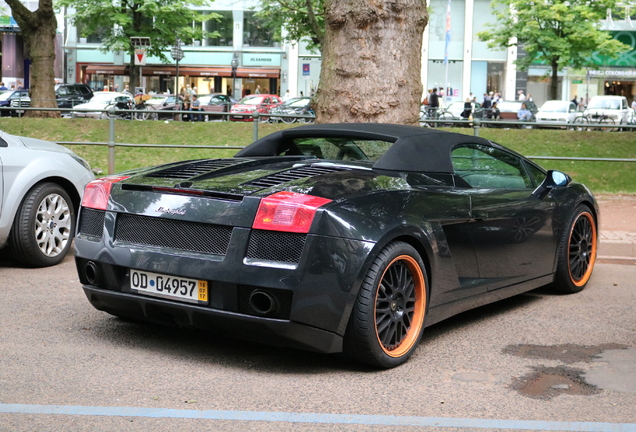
[598,233,636,265]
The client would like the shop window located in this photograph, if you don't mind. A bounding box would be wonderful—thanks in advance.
[243,11,276,47]
[205,11,233,46]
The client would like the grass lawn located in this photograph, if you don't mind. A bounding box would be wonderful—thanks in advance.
[1,118,635,194]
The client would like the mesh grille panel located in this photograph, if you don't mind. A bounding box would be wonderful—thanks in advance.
[246,230,306,263]
[78,208,105,238]
[243,166,351,188]
[115,214,232,255]
[145,159,244,179]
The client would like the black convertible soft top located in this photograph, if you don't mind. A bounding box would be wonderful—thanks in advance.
[235,123,498,173]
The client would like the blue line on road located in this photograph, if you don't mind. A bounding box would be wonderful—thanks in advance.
[1,403,635,431]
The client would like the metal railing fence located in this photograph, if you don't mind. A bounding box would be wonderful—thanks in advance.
[2,106,635,175]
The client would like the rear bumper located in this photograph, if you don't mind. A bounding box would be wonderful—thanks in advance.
[82,285,344,353]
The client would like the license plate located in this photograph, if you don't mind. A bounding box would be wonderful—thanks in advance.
[130,269,208,304]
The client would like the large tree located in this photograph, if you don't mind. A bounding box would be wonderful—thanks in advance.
[314,0,427,124]
[478,0,629,100]
[58,0,212,90]
[5,0,59,118]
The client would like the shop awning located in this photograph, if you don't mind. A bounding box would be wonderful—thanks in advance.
[85,65,128,75]
[236,68,280,78]
[142,66,233,77]
[84,65,280,78]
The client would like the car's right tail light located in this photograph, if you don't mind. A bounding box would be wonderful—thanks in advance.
[81,175,130,210]
[252,191,331,233]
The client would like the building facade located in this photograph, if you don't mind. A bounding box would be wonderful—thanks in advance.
[1,0,635,107]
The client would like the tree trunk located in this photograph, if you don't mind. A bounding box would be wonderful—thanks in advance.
[129,54,141,92]
[315,0,427,125]
[6,0,59,118]
[550,58,559,101]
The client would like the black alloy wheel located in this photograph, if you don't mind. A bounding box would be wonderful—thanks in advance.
[552,205,597,294]
[344,241,427,368]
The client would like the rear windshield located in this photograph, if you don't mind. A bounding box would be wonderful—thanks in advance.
[282,137,393,162]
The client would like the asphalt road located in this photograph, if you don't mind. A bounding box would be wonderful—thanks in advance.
[1,252,635,432]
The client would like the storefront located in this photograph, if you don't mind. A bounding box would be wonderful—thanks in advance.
[80,64,279,96]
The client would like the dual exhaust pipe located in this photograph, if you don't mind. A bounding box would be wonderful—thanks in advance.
[84,261,280,317]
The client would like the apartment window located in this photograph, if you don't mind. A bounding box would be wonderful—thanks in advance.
[205,11,233,47]
[243,11,276,47]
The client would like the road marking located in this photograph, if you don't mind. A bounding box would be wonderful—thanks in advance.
[1,404,635,431]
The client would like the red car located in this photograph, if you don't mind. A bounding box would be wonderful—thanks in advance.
[230,94,283,121]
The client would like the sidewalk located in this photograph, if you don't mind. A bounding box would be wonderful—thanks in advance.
[596,194,636,265]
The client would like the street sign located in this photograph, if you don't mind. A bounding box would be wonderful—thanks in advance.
[134,49,146,66]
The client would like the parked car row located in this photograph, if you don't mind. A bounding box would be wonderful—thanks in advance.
[421,95,635,131]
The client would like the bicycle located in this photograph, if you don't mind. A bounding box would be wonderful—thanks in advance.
[419,106,455,128]
[132,94,152,121]
[572,111,616,132]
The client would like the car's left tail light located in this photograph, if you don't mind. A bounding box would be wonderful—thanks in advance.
[81,175,130,210]
[253,191,332,233]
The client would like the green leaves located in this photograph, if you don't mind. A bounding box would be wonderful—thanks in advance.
[255,0,325,51]
[58,0,213,60]
[478,0,629,72]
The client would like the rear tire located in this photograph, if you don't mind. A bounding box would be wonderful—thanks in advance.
[9,183,76,267]
[551,205,597,294]
[344,241,427,368]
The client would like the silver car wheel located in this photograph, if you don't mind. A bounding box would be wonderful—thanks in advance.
[35,193,72,257]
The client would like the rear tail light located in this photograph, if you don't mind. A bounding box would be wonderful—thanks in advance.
[253,191,332,233]
[81,175,130,210]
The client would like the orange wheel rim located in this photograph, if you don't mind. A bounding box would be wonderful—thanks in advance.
[374,255,426,358]
[568,212,597,287]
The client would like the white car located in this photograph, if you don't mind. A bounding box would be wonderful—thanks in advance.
[535,100,578,126]
[584,95,635,126]
[71,91,134,119]
[0,132,94,266]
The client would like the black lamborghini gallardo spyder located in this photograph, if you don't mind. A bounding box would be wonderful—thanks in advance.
[75,123,598,368]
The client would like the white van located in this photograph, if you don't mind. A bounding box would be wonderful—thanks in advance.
[584,95,634,126]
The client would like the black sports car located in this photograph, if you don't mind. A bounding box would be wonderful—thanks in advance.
[75,123,598,368]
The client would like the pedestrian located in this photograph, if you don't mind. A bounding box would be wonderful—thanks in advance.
[487,102,500,120]
[283,89,291,101]
[517,102,532,122]
[0,82,7,90]
[190,94,203,122]
[518,90,526,101]
[461,98,472,119]
[428,87,440,117]
[527,94,533,102]
[571,95,578,108]
[255,85,261,94]
[631,99,636,111]
[422,89,431,106]
[122,85,131,95]
[482,93,492,109]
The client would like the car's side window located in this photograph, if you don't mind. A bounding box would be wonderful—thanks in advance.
[524,162,546,187]
[451,144,534,189]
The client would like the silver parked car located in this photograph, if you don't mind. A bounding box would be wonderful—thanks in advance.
[535,100,578,127]
[0,131,94,266]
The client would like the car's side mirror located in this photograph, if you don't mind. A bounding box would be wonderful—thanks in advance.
[533,170,571,199]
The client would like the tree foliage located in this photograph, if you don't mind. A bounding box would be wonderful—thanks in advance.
[478,0,630,99]
[255,0,324,51]
[58,0,215,88]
